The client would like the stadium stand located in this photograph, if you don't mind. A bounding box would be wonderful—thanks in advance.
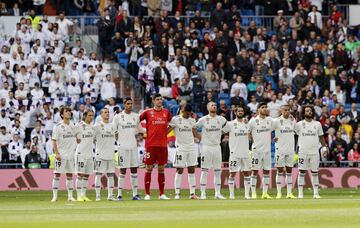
[0,0,359,169]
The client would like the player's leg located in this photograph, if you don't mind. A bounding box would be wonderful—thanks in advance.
[173,149,185,199]
[129,147,140,200]
[156,147,169,199]
[143,147,156,199]
[275,153,285,199]
[174,167,183,199]
[94,159,103,201]
[228,171,237,199]
[200,146,210,199]
[82,174,90,201]
[66,172,75,201]
[117,168,126,200]
[51,158,63,202]
[107,160,116,200]
[285,154,295,198]
[76,173,84,201]
[251,153,261,199]
[51,173,60,202]
[275,167,284,199]
[297,153,307,199]
[228,157,240,199]
[130,167,140,200]
[310,153,320,199]
[187,166,197,199]
[213,146,225,199]
[241,158,252,199]
[262,153,272,199]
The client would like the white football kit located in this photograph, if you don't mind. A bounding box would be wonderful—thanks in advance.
[94,121,117,173]
[74,121,95,174]
[170,115,198,168]
[52,121,77,173]
[113,111,143,168]
[295,120,323,171]
[273,116,296,168]
[196,115,227,169]
[248,116,274,170]
[223,119,251,172]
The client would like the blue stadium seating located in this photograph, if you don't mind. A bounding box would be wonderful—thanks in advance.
[117,53,129,70]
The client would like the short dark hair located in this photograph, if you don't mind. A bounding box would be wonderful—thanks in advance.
[83,109,94,120]
[152,93,162,100]
[123,97,132,104]
[257,102,267,110]
[184,104,192,112]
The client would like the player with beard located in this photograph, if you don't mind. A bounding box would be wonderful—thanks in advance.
[295,105,328,199]
[223,106,252,199]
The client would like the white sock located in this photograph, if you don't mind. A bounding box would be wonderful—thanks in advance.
[52,176,59,199]
[130,173,138,197]
[200,169,208,195]
[174,173,182,195]
[285,173,292,195]
[214,169,221,196]
[118,174,125,197]
[244,176,251,197]
[251,175,257,195]
[298,172,305,196]
[262,174,270,195]
[107,173,114,198]
[188,173,196,195]
[95,173,101,198]
[66,177,74,198]
[82,177,89,197]
[76,176,83,198]
[228,176,235,198]
[311,172,319,195]
[276,172,283,195]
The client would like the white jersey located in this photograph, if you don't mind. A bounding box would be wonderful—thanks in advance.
[113,111,143,149]
[169,115,196,152]
[51,121,77,160]
[248,116,274,153]
[94,121,116,160]
[295,119,324,154]
[195,114,227,146]
[223,118,249,158]
[273,116,296,155]
[74,121,95,159]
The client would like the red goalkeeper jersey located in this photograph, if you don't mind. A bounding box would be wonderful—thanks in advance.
[140,108,172,148]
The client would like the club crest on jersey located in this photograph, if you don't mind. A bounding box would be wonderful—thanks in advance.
[83,124,86,130]
[163,113,166,118]
[280,119,283,126]
[256,119,259,125]
[61,125,65,130]
[302,122,306,128]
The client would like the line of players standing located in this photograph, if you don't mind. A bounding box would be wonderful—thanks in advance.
[50,93,328,202]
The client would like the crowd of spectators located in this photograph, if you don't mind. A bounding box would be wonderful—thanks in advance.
[1,0,360,168]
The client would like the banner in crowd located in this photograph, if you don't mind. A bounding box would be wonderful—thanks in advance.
[0,168,359,191]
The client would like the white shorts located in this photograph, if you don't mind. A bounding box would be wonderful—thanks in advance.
[118,147,139,168]
[200,145,221,170]
[275,153,294,168]
[251,152,271,171]
[75,156,94,175]
[173,148,198,168]
[298,153,319,171]
[95,159,115,173]
[54,159,75,174]
[229,156,251,172]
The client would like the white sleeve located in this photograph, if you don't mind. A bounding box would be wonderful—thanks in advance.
[294,122,300,135]
[317,122,324,136]
[169,116,177,128]
[195,117,204,128]
[51,125,59,141]
[222,121,231,133]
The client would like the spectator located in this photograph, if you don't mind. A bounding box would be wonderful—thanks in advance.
[24,144,42,169]
[101,74,116,101]
[347,143,359,167]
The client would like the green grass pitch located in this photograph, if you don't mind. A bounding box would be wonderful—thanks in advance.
[0,189,359,227]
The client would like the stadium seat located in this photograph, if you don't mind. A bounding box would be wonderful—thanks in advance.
[117,53,129,70]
